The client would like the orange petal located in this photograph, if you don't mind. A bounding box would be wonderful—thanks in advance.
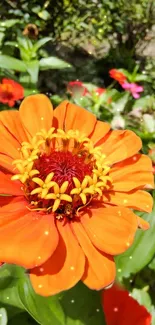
[53,100,96,135]
[137,216,150,230]
[90,120,110,145]
[104,190,153,213]
[0,110,28,143]
[0,172,23,196]
[71,221,116,290]
[80,203,137,255]
[0,195,16,209]
[19,94,53,137]
[110,154,154,191]
[0,207,59,268]
[0,154,15,174]
[99,130,142,164]
[0,124,20,160]
[53,100,68,129]
[30,220,85,296]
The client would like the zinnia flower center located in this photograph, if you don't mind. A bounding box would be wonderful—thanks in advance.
[12,128,112,219]
[0,84,13,99]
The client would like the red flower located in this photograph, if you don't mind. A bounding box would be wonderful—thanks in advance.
[102,284,152,325]
[95,87,106,95]
[0,79,24,107]
[109,69,127,84]
[67,81,89,96]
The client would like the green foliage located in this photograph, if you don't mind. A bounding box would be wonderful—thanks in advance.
[0,265,106,325]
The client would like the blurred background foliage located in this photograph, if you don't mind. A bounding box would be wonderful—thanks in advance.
[0,0,155,93]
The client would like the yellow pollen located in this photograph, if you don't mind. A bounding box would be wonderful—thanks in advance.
[11,127,113,215]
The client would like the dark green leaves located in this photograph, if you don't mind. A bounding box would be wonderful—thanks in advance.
[0,265,106,325]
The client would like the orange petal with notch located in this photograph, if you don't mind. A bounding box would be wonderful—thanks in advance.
[0,110,28,143]
[99,130,142,164]
[71,221,116,290]
[30,220,85,296]
[0,206,58,268]
[104,190,153,213]
[90,120,110,144]
[19,94,53,137]
[0,125,20,159]
[110,154,154,191]
[53,100,96,135]
[80,203,137,255]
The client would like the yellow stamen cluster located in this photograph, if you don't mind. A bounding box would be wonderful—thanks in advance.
[11,127,113,214]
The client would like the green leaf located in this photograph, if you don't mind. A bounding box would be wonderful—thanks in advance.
[18,277,65,325]
[0,55,26,72]
[38,10,51,20]
[60,282,106,325]
[24,89,39,97]
[25,61,39,84]
[0,32,5,45]
[0,308,7,325]
[131,288,152,312]
[149,256,155,270]
[0,265,24,310]
[0,20,20,28]
[8,312,38,325]
[39,57,72,70]
[4,41,18,48]
[0,265,64,325]
[33,37,52,52]
[111,92,129,113]
[116,206,155,280]
[134,74,151,82]
[132,96,151,110]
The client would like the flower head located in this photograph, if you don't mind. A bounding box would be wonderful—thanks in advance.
[0,78,24,107]
[23,24,39,39]
[121,82,144,99]
[95,87,106,96]
[102,284,152,325]
[0,94,153,296]
[109,69,127,84]
[67,81,89,97]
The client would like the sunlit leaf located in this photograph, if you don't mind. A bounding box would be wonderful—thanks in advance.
[39,57,72,70]
[0,308,7,325]
[0,55,26,72]
[33,37,52,52]
[25,61,39,84]
[0,20,20,28]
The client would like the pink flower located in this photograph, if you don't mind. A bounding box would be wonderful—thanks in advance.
[121,82,143,99]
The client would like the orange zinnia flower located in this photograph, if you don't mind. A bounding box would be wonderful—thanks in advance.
[102,284,152,325]
[109,69,127,84]
[0,78,24,107]
[0,94,153,296]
